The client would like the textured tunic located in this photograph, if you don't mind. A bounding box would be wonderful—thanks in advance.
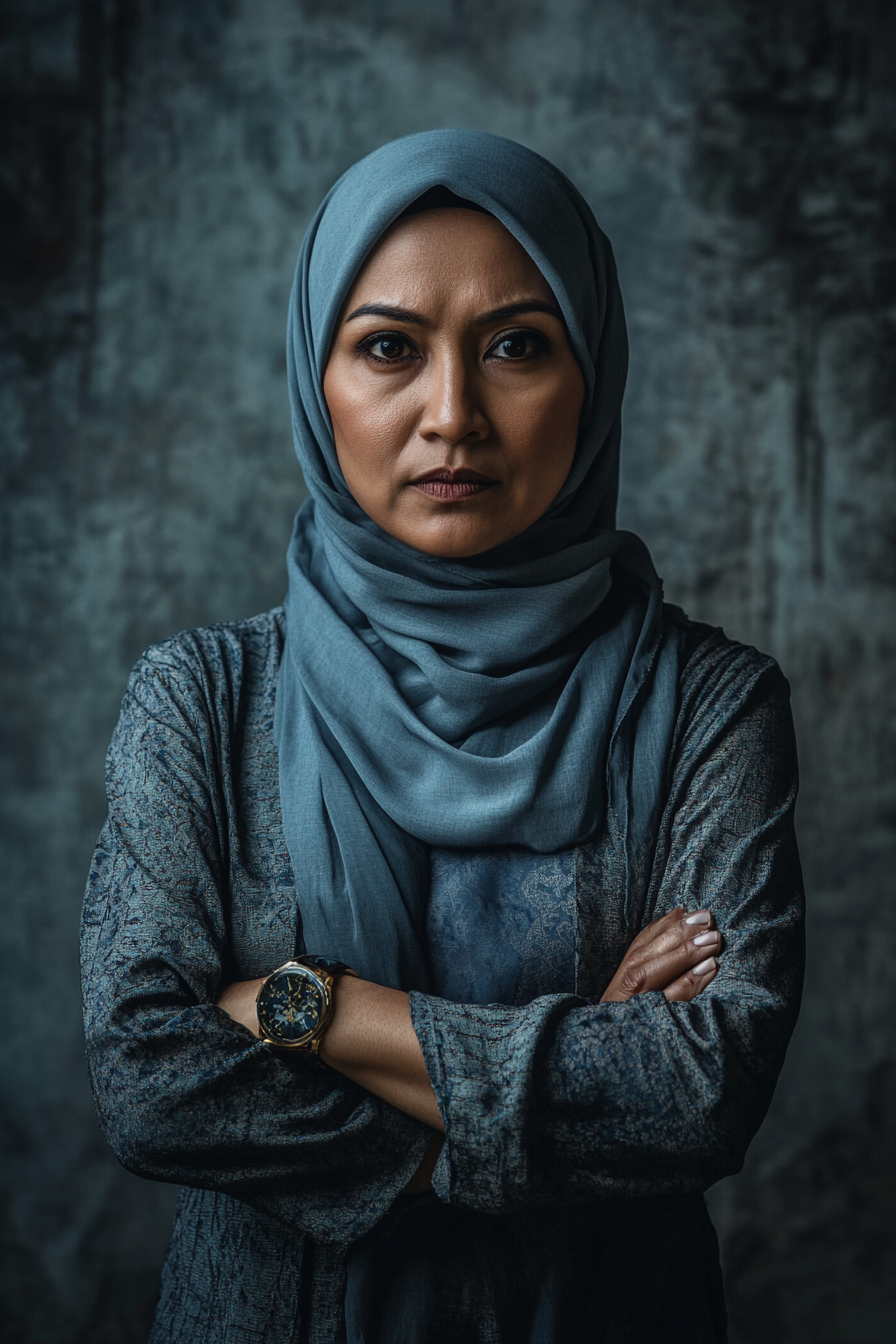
[80,606,804,1343]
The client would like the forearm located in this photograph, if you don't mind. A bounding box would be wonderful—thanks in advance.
[85,849,432,1238]
[87,649,440,1234]
[320,977,444,1130]
[83,990,430,1239]
[218,973,443,1131]
[410,984,792,1213]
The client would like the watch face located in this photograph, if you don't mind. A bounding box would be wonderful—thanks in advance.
[257,965,327,1047]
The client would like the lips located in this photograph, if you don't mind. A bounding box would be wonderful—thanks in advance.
[410,467,498,500]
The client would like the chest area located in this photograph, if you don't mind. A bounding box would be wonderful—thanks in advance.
[223,682,633,993]
[426,836,631,1004]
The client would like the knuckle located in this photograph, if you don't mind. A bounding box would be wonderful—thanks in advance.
[621,963,646,994]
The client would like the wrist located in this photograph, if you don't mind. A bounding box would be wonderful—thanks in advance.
[216,977,266,1035]
[255,957,357,1055]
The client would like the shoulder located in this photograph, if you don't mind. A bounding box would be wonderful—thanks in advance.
[135,607,284,682]
[663,606,796,772]
[666,606,787,712]
[120,608,285,733]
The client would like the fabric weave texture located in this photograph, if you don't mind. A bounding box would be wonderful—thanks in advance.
[81,608,805,1342]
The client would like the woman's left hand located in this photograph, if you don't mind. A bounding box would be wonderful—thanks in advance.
[600,907,720,1004]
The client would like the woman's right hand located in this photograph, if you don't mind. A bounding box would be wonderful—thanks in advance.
[599,908,720,1004]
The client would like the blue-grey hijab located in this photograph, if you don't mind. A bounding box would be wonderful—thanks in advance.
[276,129,681,991]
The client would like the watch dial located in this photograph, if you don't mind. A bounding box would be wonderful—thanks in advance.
[258,967,324,1046]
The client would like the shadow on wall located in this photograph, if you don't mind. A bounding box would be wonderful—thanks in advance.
[721,1060,896,1344]
[0,1207,160,1344]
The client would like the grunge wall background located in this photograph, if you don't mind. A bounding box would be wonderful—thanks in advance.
[2,2,894,1339]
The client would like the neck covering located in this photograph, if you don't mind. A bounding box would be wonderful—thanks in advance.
[276,130,681,990]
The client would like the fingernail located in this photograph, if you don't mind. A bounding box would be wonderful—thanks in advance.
[692,957,717,976]
[685,911,711,925]
[693,931,716,946]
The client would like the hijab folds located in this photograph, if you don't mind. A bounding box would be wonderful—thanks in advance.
[276,130,681,991]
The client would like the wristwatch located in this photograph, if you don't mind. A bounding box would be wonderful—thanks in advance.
[255,956,356,1055]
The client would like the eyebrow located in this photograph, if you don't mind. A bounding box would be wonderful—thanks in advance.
[343,298,563,326]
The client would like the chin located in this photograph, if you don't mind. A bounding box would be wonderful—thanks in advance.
[403,528,513,560]
[378,503,522,559]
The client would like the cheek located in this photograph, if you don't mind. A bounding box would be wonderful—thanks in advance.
[508,378,582,495]
[325,368,414,482]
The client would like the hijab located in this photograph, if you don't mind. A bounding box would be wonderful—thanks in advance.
[276,129,681,990]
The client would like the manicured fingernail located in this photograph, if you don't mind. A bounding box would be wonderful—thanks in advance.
[685,911,711,925]
[693,931,716,946]
[692,957,717,976]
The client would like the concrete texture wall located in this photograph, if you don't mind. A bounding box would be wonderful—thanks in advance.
[1,1,894,1340]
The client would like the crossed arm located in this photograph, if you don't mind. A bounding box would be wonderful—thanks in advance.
[82,629,804,1231]
[216,906,722,1187]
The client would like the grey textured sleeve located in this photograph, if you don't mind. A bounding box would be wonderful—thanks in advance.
[81,649,430,1244]
[410,646,805,1213]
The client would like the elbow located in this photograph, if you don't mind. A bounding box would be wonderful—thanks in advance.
[85,1030,183,1181]
[104,1114,168,1181]
[666,1004,791,1185]
[89,1073,170,1180]
[677,1076,774,1188]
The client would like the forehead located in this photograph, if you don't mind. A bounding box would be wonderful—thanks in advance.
[343,207,554,306]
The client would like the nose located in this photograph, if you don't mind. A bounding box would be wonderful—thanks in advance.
[417,349,489,448]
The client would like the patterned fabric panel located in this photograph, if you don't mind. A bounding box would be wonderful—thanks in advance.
[427,847,577,1006]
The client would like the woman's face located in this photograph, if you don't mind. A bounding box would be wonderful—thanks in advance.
[323,208,586,558]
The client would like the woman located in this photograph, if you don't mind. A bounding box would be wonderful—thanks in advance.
[81,130,804,1343]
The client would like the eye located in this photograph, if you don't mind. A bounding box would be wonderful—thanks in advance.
[359,332,418,364]
[486,330,548,362]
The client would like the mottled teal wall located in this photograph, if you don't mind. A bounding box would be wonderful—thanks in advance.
[1,2,894,1340]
